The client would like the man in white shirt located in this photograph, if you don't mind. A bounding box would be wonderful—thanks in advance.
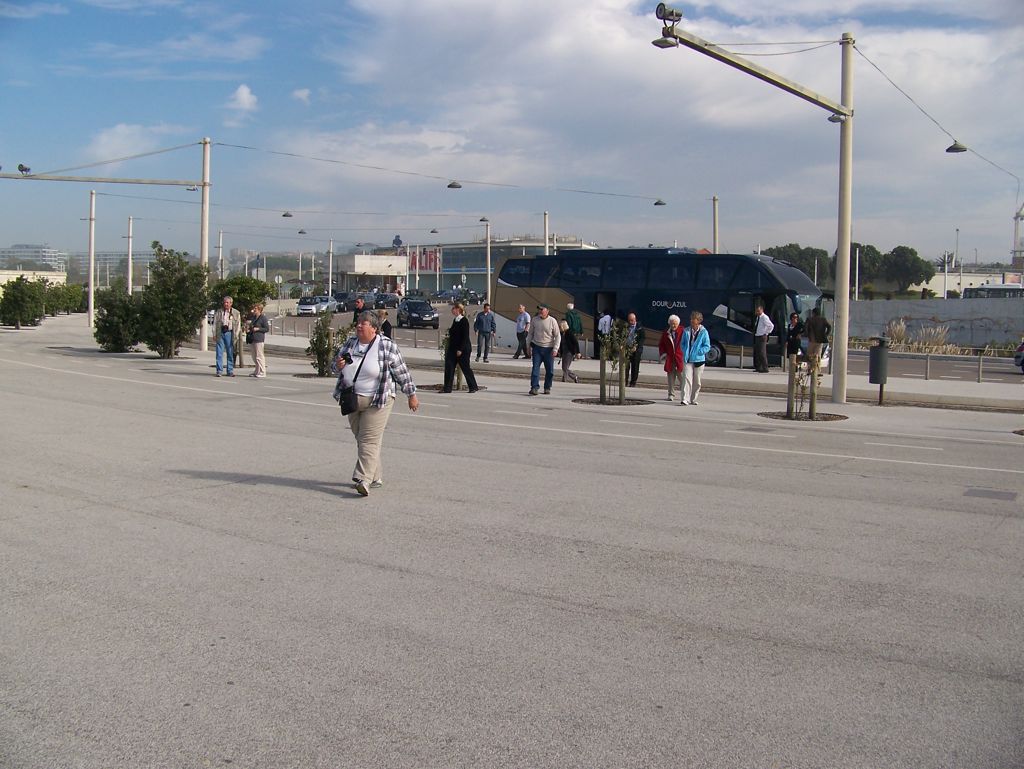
[752,305,774,373]
[596,309,613,360]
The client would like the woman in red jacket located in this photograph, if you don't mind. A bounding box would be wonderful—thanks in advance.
[658,314,685,402]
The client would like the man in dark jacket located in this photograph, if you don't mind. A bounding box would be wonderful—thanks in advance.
[805,307,832,369]
[626,312,646,386]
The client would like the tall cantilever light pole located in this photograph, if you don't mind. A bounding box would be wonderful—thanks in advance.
[652,4,854,403]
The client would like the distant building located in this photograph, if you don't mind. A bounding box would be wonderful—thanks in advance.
[0,243,69,271]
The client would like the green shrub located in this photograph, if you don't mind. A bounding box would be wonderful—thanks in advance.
[94,279,140,352]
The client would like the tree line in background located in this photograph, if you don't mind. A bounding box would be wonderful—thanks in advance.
[0,277,83,329]
[763,243,937,296]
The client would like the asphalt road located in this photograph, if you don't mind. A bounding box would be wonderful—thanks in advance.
[2,318,1023,769]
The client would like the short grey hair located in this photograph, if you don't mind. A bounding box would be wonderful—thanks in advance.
[668,314,680,325]
[357,310,380,329]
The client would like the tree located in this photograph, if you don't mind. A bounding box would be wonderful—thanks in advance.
[93,278,140,352]
[883,245,935,294]
[137,241,209,359]
[850,242,884,284]
[0,276,45,328]
[763,244,829,283]
[208,275,275,318]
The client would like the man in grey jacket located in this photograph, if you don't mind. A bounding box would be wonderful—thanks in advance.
[528,304,561,395]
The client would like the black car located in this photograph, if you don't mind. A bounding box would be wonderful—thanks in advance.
[374,292,401,309]
[396,299,439,329]
[333,291,360,312]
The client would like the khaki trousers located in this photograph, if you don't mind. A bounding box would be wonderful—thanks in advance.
[251,341,266,376]
[347,394,394,484]
[683,362,703,404]
[666,367,683,400]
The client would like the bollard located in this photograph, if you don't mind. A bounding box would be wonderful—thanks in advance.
[739,346,745,370]
[977,350,984,383]
[808,358,818,419]
[786,354,797,418]
[925,354,931,380]
[869,335,889,405]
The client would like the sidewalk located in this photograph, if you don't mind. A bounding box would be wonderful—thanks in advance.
[261,334,1024,412]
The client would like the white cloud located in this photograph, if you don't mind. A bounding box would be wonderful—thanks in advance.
[85,123,190,163]
[0,2,66,18]
[292,88,311,105]
[224,84,258,127]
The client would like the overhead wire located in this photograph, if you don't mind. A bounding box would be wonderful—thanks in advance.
[215,142,665,202]
[35,142,199,177]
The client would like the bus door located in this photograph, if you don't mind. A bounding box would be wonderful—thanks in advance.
[594,291,617,324]
[767,294,789,363]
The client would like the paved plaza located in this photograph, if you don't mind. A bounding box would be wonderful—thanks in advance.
[1,315,1022,768]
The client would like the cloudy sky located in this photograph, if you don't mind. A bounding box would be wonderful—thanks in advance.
[1,0,1022,263]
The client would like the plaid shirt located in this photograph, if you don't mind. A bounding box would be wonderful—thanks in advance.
[333,333,417,409]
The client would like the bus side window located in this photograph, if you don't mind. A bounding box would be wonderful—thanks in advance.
[728,295,755,331]
[562,260,602,288]
[531,258,561,287]
[648,259,695,289]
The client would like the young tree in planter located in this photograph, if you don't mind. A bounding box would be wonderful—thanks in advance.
[306,311,339,376]
[0,276,45,328]
[599,318,635,405]
[93,278,140,352]
[137,241,209,359]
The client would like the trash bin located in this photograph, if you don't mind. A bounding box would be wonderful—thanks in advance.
[869,336,889,385]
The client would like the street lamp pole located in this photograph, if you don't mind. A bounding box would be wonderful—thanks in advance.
[126,215,133,295]
[216,229,224,280]
[87,190,96,328]
[481,217,492,302]
[652,8,854,403]
[199,137,210,352]
[711,195,719,254]
[328,238,334,297]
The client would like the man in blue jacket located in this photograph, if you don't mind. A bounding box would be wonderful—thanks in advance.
[681,310,711,405]
[473,303,497,362]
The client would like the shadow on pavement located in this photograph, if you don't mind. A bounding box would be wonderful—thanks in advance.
[170,469,358,497]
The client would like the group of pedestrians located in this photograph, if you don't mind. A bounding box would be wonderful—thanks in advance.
[212,295,269,378]
[659,311,710,405]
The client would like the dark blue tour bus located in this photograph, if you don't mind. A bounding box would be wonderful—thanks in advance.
[491,248,823,365]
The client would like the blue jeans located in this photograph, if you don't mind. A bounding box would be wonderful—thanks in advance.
[531,345,555,391]
[476,332,492,360]
[216,332,235,374]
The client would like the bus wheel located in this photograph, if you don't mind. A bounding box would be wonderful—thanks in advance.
[707,342,726,367]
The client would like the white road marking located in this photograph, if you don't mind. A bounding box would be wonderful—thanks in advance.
[4,356,1021,476]
[864,442,944,451]
[939,376,961,379]
[723,430,794,439]
[496,410,545,417]
[600,419,661,427]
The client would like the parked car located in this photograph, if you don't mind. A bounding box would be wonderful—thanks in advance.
[317,295,339,314]
[396,299,439,329]
[296,295,337,316]
[374,292,401,309]
[333,291,358,312]
[1014,341,1024,373]
[296,296,320,316]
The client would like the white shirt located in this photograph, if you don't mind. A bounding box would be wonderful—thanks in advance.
[341,339,382,398]
[753,313,774,337]
[597,314,612,334]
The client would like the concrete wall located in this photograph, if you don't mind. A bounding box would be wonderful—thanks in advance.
[849,298,1024,346]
